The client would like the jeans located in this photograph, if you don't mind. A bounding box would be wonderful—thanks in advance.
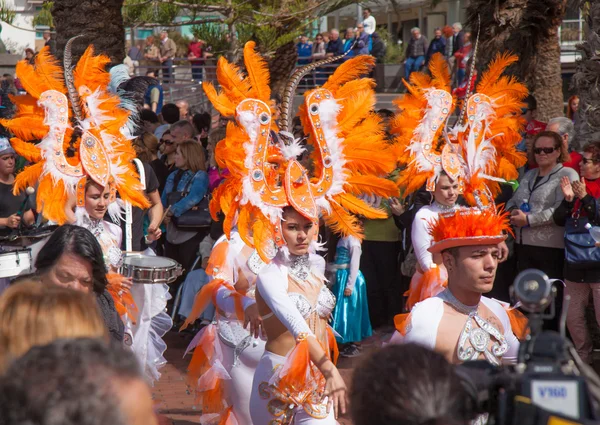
[457,68,466,85]
[564,280,600,364]
[162,59,173,83]
[191,64,203,81]
[404,56,425,79]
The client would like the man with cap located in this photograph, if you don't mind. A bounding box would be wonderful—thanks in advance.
[391,206,523,366]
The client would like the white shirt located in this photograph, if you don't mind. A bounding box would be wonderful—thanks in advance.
[362,15,376,35]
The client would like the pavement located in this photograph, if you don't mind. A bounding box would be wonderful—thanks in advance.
[153,329,389,425]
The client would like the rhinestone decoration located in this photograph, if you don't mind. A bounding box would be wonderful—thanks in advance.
[289,253,310,281]
[323,156,332,168]
[309,103,319,115]
[247,250,266,274]
[84,137,95,148]
[252,169,263,181]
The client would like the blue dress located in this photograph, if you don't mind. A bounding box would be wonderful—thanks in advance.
[331,238,373,343]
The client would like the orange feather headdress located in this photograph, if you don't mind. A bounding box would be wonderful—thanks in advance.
[206,42,398,262]
[1,39,149,224]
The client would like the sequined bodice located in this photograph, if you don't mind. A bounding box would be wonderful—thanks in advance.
[81,217,122,270]
[289,286,336,320]
[334,247,350,265]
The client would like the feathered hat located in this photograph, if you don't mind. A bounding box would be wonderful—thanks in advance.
[205,42,398,262]
[1,37,149,224]
[392,50,527,251]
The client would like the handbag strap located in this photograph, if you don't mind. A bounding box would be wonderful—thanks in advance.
[571,201,583,220]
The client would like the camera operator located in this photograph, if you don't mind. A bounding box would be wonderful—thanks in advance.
[351,343,476,425]
[391,207,523,366]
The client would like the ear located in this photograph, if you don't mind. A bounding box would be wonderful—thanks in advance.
[441,251,455,270]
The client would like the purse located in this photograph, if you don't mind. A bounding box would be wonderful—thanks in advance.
[166,170,211,229]
[564,203,600,269]
[400,245,417,277]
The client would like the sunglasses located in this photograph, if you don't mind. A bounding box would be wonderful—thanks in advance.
[533,147,557,155]
[160,139,174,146]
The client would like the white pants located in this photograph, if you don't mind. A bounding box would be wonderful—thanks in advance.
[219,332,265,424]
[249,351,336,425]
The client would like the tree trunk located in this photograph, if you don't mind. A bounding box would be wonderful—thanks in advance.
[572,1,600,147]
[466,0,566,120]
[268,41,298,97]
[51,0,125,65]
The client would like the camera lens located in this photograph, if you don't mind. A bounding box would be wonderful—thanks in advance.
[512,269,552,313]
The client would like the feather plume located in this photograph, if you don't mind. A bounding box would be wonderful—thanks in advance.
[216,58,251,103]
[337,193,388,219]
[37,177,70,224]
[253,216,275,263]
[13,162,43,194]
[337,90,376,133]
[323,55,375,92]
[323,202,363,239]
[10,94,44,118]
[346,175,399,198]
[334,78,376,101]
[477,52,519,94]
[237,206,254,248]
[243,41,270,102]
[74,46,111,92]
[428,53,451,90]
[33,47,67,95]
[344,148,398,174]
[0,117,48,141]
[223,199,239,238]
[203,82,236,117]
[10,138,41,162]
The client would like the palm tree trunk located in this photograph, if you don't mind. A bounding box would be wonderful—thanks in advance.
[268,41,298,97]
[466,0,566,120]
[51,0,125,65]
[572,1,600,146]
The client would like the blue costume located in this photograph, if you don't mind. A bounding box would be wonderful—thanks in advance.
[331,236,372,343]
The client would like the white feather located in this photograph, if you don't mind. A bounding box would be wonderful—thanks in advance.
[107,198,125,224]
[278,133,306,160]
[108,65,131,94]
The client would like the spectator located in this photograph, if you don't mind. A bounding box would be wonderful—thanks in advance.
[370,32,386,63]
[547,117,583,173]
[312,33,327,60]
[567,95,579,124]
[507,130,579,330]
[426,28,446,64]
[326,29,344,57]
[193,111,212,148]
[43,30,56,55]
[176,99,191,121]
[404,27,428,80]
[0,338,159,425]
[361,7,376,35]
[297,35,312,65]
[161,140,210,295]
[0,280,107,372]
[343,28,356,59]
[446,22,465,83]
[454,31,472,85]
[170,119,196,144]
[353,23,370,55]
[140,131,170,193]
[159,130,177,173]
[159,30,176,84]
[143,35,160,71]
[187,36,205,82]
[351,344,474,425]
[128,41,143,63]
[554,141,600,364]
[143,70,164,114]
[141,108,160,135]
[35,225,124,342]
[0,74,17,118]
[160,102,181,127]
[24,48,34,64]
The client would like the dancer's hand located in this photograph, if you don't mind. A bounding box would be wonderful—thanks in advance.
[147,224,162,241]
[344,288,353,297]
[322,365,347,419]
[120,277,134,291]
[244,303,262,338]
[4,214,21,228]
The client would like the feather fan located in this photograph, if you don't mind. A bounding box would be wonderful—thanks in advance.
[203,82,236,117]
[74,46,111,92]
[337,193,388,219]
[243,41,270,102]
[323,202,362,240]
[13,162,43,194]
[216,58,251,104]
[346,175,399,198]
[10,138,41,162]
[0,117,48,141]
[323,55,375,92]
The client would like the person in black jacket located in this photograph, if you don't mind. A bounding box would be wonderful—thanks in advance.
[326,29,345,57]
[370,32,386,63]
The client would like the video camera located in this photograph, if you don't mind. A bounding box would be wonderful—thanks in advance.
[457,269,600,425]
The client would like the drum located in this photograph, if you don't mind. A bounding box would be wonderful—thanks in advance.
[0,225,58,248]
[120,253,182,284]
[0,249,32,278]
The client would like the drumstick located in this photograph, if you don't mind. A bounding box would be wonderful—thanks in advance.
[158,206,171,227]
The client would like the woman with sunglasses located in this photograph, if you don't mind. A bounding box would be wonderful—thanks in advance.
[506,130,579,330]
[158,130,177,174]
[553,141,600,363]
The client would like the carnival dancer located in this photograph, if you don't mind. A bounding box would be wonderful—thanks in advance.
[198,42,398,424]
[392,52,526,310]
[330,235,372,357]
[181,229,266,424]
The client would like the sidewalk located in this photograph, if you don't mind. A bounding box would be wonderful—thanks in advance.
[153,330,382,425]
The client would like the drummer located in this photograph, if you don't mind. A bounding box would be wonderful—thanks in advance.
[0,138,34,293]
[0,138,34,235]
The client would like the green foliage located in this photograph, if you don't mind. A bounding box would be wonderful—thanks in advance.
[191,23,253,58]
[123,0,179,26]
[379,30,404,64]
[0,0,16,25]
[33,1,54,27]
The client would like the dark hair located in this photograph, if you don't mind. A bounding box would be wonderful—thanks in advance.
[161,103,180,124]
[351,344,474,425]
[364,7,371,12]
[531,130,569,164]
[35,225,109,294]
[377,108,394,118]
[140,108,159,124]
[192,112,212,134]
[524,95,537,111]
[583,141,600,163]
[0,338,142,425]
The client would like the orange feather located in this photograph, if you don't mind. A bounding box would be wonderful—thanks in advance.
[16,46,66,98]
[323,55,375,92]
[10,138,41,162]
[216,57,251,104]
[477,52,519,94]
[336,193,388,219]
[74,46,111,92]
[323,201,363,239]
[346,175,399,198]
[13,162,43,195]
[203,82,236,117]
[252,216,275,263]
[0,117,48,141]
[428,53,451,90]
[243,41,271,102]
